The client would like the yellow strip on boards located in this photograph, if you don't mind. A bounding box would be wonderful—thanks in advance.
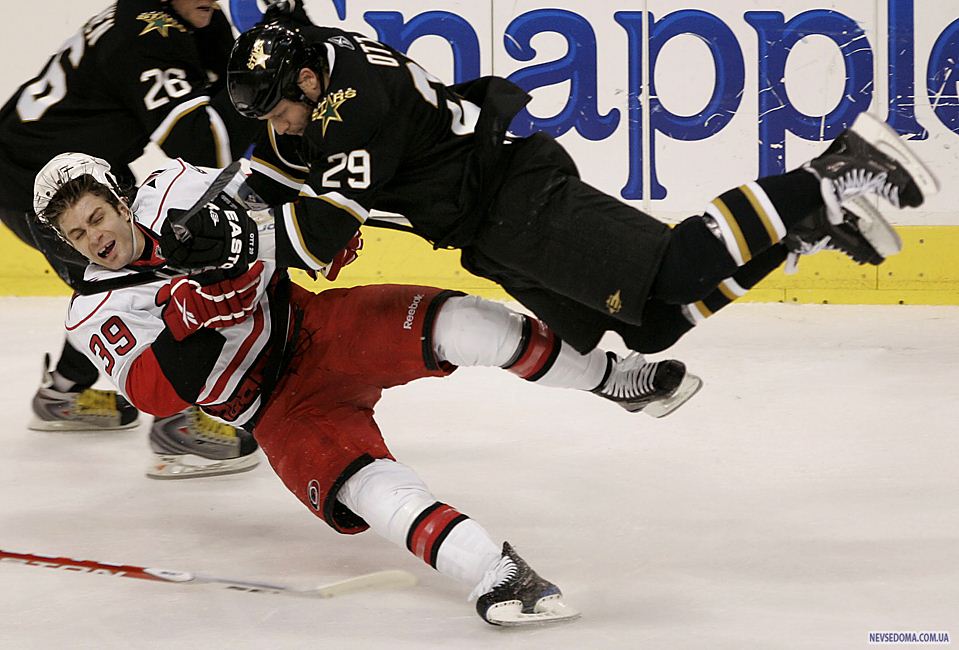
[2,223,957,304]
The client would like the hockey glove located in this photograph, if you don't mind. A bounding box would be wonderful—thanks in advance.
[159,193,259,272]
[322,232,363,281]
[262,0,313,26]
[156,262,264,341]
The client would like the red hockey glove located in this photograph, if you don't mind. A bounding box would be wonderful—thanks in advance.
[156,262,264,341]
[322,232,363,281]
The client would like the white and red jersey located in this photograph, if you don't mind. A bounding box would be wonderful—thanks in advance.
[64,159,293,429]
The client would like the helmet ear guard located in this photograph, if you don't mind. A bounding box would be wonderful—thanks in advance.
[227,23,325,118]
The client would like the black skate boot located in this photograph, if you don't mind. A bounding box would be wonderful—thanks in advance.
[593,352,703,418]
[804,111,938,217]
[783,196,903,273]
[473,542,579,626]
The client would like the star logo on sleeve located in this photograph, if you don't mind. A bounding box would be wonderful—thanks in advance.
[247,39,271,70]
[136,11,187,38]
[311,88,357,136]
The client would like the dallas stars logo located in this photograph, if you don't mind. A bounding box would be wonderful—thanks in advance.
[136,11,187,38]
[247,39,270,70]
[312,88,357,136]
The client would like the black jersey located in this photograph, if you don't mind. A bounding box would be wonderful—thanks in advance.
[0,0,256,211]
[245,26,529,271]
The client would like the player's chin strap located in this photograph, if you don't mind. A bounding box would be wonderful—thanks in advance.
[96,176,139,268]
[124,209,140,267]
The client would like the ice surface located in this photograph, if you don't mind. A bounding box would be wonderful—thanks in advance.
[1,297,957,649]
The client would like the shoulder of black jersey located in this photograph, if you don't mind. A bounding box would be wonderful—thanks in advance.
[297,24,353,45]
[109,0,197,52]
[302,35,395,148]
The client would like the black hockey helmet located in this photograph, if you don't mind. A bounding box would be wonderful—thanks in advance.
[228,23,321,118]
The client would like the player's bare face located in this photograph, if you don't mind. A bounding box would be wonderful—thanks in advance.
[263,99,311,136]
[170,0,217,29]
[58,195,143,270]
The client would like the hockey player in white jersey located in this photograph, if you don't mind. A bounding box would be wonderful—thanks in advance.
[31,152,705,625]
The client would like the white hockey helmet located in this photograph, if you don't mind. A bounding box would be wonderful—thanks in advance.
[33,152,121,229]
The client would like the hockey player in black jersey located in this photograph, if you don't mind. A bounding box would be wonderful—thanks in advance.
[0,0,264,477]
[173,23,935,383]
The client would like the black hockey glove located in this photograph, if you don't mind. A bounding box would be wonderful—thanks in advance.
[159,193,259,272]
[262,0,313,27]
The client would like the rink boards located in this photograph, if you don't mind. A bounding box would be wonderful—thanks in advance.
[0,0,957,301]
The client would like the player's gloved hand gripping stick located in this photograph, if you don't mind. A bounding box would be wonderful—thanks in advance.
[160,160,260,272]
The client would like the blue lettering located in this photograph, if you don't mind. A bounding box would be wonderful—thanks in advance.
[613,11,646,200]
[365,12,481,84]
[888,0,928,138]
[927,18,959,134]
[617,10,744,200]
[228,0,261,32]
[745,10,874,177]
[504,9,619,141]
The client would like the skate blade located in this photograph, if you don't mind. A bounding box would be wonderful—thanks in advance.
[850,112,940,203]
[644,373,704,418]
[486,595,581,626]
[146,453,260,480]
[844,196,903,259]
[28,416,140,432]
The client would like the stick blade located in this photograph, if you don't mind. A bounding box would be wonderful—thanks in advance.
[303,569,418,598]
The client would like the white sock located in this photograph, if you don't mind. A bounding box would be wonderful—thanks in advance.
[434,518,502,587]
[50,369,77,393]
[534,341,608,390]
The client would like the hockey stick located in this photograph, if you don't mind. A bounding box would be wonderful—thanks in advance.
[0,549,416,599]
[166,158,245,245]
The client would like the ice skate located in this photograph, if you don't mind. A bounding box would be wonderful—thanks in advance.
[783,196,903,273]
[472,542,580,626]
[147,406,259,479]
[29,354,139,431]
[593,352,703,418]
[803,111,939,223]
